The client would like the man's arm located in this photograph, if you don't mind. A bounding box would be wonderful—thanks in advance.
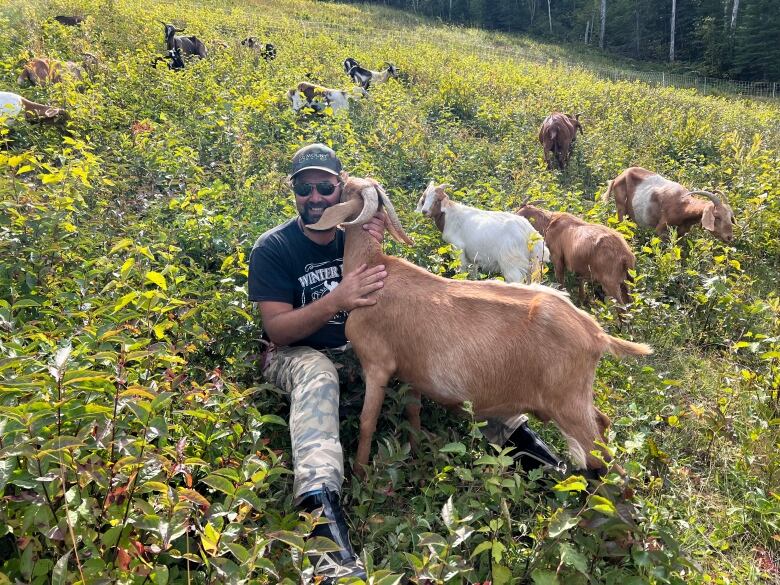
[258,263,386,346]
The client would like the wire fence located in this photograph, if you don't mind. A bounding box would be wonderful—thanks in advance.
[271,18,779,101]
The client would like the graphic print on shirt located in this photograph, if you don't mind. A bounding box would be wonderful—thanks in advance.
[298,259,348,325]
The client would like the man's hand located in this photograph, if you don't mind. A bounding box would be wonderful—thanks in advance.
[327,263,387,312]
[362,212,386,244]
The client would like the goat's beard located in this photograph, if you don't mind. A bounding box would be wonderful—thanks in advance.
[297,200,335,226]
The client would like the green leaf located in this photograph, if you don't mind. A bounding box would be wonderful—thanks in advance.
[268,530,305,551]
[560,542,588,574]
[304,536,343,554]
[201,474,235,496]
[225,543,249,563]
[553,475,587,492]
[531,569,559,585]
[470,540,493,559]
[492,563,512,585]
[548,508,579,538]
[145,271,168,291]
[201,522,220,554]
[151,565,169,585]
[52,550,71,585]
[590,495,617,516]
[439,442,466,455]
[234,486,264,511]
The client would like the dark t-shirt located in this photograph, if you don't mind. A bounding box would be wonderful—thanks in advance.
[248,218,348,349]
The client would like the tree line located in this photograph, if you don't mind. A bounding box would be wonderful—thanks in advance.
[339,0,780,81]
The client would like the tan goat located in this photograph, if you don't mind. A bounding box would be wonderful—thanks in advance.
[17,58,84,86]
[515,204,635,306]
[308,175,652,476]
[603,166,735,243]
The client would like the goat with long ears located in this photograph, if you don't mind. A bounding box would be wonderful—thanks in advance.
[309,175,651,477]
[603,166,736,242]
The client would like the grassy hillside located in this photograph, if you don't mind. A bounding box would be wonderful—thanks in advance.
[0,0,778,583]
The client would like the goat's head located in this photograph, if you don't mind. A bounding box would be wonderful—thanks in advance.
[572,112,584,135]
[344,57,359,74]
[515,204,551,235]
[241,37,256,47]
[308,174,413,244]
[161,22,184,41]
[415,180,451,217]
[691,190,736,243]
[385,63,398,77]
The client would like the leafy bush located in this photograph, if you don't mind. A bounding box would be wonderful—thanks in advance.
[0,0,778,583]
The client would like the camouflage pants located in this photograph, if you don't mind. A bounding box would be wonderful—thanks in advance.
[263,344,527,498]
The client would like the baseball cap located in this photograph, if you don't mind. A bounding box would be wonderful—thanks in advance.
[290,143,342,178]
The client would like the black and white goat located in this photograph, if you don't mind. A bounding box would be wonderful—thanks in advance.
[241,37,276,61]
[160,22,207,58]
[343,57,398,90]
[151,47,185,70]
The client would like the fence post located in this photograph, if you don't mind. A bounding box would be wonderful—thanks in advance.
[662,72,665,87]
[704,77,707,95]
[774,82,777,99]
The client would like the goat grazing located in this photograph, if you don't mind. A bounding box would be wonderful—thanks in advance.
[241,37,276,61]
[343,57,397,90]
[160,22,207,58]
[17,58,84,86]
[53,15,83,26]
[539,112,583,170]
[516,204,635,306]
[308,175,652,476]
[603,166,735,243]
[0,91,67,124]
[416,181,548,283]
[287,82,367,115]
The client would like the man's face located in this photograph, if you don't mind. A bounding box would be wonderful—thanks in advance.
[292,169,341,226]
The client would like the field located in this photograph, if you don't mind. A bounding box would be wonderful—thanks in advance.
[0,0,778,583]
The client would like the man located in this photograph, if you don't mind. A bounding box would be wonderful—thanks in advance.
[248,144,563,583]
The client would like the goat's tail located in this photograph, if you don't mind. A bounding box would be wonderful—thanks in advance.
[604,335,652,358]
[601,180,614,203]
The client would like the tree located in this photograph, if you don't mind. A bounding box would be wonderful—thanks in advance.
[600,0,606,48]
[670,0,677,61]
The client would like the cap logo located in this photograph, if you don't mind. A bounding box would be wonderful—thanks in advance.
[297,153,330,162]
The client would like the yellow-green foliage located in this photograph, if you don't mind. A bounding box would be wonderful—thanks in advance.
[0,1,778,584]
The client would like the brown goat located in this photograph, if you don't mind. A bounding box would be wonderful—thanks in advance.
[603,166,735,243]
[539,112,583,170]
[308,175,652,476]
[516,205,635,306]
[17,58,84,86]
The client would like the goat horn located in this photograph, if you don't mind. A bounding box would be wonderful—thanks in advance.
[373,182,414,245]
[688,190,720,205]
[342,181,380,227]
[307,198,364,231]
[713,188,729,204]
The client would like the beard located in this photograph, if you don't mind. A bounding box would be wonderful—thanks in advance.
[298,200,333,225]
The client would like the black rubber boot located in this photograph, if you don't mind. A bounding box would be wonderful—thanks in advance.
[296,485,367,583]
[506,421,566,473]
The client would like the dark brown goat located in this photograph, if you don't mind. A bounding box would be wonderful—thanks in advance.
[539,112,583,170]
[516,205,635,306]
[603,166,735,243]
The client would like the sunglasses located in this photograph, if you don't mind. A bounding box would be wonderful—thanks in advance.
[293,181,338,197]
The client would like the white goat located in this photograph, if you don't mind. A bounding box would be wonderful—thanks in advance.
[287,82,367,115]
[416,181,549,283]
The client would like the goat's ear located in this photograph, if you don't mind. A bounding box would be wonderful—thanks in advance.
[701,204,716,232]
[307,199,363,231]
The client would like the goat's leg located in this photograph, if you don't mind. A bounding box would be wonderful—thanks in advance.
[551,405,607,471]
[354,369,391,478]
[405,388,422,454]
